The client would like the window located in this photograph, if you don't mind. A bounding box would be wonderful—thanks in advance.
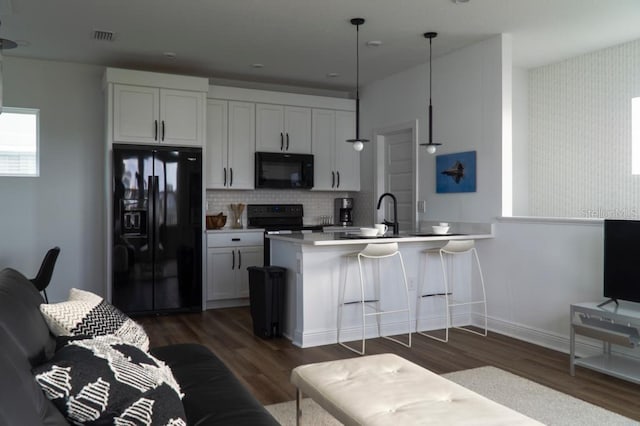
[0,107,40,176]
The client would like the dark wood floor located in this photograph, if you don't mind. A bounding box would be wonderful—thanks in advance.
[139,307,640,421]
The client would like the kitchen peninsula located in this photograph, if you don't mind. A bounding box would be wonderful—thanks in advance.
[268,223,494,348]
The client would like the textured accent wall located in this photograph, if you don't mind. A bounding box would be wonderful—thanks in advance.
[529,39,640,218]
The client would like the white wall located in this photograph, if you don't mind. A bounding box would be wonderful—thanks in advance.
[358,34,640,357]
[360,35,506,223]
[512,66,529,215]
[0,57,105,301]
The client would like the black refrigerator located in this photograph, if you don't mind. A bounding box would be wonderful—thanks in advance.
[111,144,202,314]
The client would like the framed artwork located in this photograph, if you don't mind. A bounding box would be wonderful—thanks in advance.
[436,150,477,193]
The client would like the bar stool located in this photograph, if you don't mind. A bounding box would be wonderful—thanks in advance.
[416,239,487,343]
[337,242,412,355]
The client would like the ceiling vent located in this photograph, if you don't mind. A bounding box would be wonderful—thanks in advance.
[92,29,115,41]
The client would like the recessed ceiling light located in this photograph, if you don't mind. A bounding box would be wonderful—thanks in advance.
[163,52,177,60]
[326,72,340,78]
[251,63,265,69]
[366,40,382,47]
[451,0,470,3]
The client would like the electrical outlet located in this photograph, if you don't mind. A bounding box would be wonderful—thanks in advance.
[206,201,210,212]
[408,277,416,291]
[417,200,426,213]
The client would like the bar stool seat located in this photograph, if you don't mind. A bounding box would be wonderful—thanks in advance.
[337,242,412,355]
[416,239,487,342]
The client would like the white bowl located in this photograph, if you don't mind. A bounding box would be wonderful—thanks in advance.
[359,227,379,237]
[432,225,450,235]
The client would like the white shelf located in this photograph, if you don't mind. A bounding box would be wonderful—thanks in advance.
[570,302,640,385]
[574,353,640,385]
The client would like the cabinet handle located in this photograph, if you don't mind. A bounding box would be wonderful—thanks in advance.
[223,168,227,186]
[238,250,242,269]
[154,120,158,141]
[231,238,241,241]
[280,133,284,151]
[230,168,233,187]
[331,171,335,188]
[232,250,235,269]
[336,171,340,188]
[286,133,290,150]
[161,120,165,141]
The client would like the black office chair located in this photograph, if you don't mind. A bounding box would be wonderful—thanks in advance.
[30,246,60,303]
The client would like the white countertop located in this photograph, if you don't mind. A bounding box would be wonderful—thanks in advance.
[267,230,493,246]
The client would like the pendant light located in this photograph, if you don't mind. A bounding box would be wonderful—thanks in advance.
[420,31,442,154]
[0,19,18,115]
[346,18,369,152]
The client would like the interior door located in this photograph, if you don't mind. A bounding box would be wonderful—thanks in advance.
[384,130,415,233]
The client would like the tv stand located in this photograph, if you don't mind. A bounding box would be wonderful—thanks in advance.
[597,298,619,308]
[570,302,640,385]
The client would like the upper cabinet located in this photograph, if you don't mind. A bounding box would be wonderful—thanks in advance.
[206,99,255,189]
[105,68,208,147]
[256,104,311,153]
[312,109,360,191]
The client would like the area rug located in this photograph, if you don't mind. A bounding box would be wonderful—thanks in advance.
[265,366,637,426]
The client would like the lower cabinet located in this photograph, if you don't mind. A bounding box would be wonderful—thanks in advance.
[206,231,263,308]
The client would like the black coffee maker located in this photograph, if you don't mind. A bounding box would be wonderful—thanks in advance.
[334,198,353,226]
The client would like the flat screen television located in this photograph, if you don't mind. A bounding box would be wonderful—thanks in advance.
[603,219,640,304]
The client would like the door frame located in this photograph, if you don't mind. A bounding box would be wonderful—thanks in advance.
[372,119,419,230]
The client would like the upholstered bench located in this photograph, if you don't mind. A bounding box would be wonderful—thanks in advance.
[290,353,542,425]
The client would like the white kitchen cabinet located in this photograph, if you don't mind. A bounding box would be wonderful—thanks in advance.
[206,99,255,189]
[206,231,263,307]
[113,84,205,146]
[256,104,311,153]
[312,109,360,191]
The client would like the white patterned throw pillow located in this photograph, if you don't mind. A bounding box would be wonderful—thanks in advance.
[33,335,185,425]
[40,288,150,351]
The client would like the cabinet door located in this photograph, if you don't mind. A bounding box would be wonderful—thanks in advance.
[284,106,311,153]
[228,101,255,189]
[207,248,237,300]
[236,246,263,298]
[312,109,336,190]
[205,99,228,188]
[334,110,360,191]
[256,104,285,152]
[113,84,159,143]
[160,89,205,146]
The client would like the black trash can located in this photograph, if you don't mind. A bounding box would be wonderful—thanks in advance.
[247,266,286,338]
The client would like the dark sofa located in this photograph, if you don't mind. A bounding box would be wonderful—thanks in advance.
[0,267,279,425]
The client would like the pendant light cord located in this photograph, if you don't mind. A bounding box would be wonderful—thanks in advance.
[355,23,361,139]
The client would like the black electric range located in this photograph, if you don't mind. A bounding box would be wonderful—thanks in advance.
[247,204,324,264]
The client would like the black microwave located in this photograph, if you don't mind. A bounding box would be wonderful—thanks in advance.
[255,152,314,189]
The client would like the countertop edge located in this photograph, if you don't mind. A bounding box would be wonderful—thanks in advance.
[268,233,494,246]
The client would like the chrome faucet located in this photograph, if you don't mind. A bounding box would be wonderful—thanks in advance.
[376,192,399,235]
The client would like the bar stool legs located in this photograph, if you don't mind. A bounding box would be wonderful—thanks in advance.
[416,240,487,343]
[337,242,412,355]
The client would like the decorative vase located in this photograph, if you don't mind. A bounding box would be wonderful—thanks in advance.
[230,203,245,229]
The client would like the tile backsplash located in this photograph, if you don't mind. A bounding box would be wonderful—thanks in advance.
[206,189,362,226]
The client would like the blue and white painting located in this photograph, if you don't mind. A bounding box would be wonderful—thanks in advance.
[436,151,477,193]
